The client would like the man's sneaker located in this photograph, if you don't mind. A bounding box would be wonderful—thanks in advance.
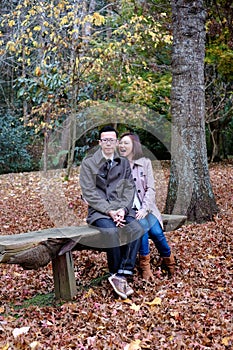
[108,274,127,299]
[124,281,134,296]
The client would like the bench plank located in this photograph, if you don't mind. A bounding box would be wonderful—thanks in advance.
[0,214,187,300]
[0,226,101,263]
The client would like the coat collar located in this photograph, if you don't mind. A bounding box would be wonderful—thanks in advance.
[93,147,121,165]
[132,157,145,167]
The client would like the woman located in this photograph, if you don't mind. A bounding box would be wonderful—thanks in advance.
[119,132,175,280]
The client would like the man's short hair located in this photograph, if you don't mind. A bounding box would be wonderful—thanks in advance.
[99,125,118,139]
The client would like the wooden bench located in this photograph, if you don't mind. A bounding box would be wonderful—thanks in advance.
[0,214,187,301]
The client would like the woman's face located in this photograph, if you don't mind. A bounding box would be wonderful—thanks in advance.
[119,135,134,159]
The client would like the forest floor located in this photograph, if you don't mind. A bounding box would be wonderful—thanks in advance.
[0,161,232,349]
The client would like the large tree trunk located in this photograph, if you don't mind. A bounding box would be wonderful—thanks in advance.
[165,0,218,223]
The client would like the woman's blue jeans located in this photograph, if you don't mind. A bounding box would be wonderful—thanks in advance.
[139,213,171,257]
[93,216,142,276]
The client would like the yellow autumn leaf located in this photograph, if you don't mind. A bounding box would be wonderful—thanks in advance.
[148,30,157,41]
[84,288,94,298]
[33,26,41,31]
[35,67,41,76]
[145,297,162,306]
[122,298,132,304]
[29,9,36,16]
[217,286,225,291]
[6,41,16,52]
[8,20,15,27]
[68,11,74,19]
[222,337,231,346]
[60,16,68,25]
[25,47,31,55]
[93,12,105,26]
[163,34,172,44]
[97,325,105,330]
[130,303,141,311]
[124,339,141,350]
[207,255,216,259]
[58,2,64,9]
[1,344,10,350]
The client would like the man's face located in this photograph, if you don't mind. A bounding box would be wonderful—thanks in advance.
[99,131,118,157]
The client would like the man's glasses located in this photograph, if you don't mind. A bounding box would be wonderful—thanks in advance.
[100,138,118,144]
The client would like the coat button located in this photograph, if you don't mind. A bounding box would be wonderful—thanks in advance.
[138,189,141,193]
[134,178,136,181]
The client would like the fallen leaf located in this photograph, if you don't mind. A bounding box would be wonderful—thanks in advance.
[12,326,30,338]
[130,303,141,311]
[145,297,162,306]
[222,337,231,346]
[1,344,10,350]
[124,339,141,350]
[170,311,180,319]
[0,306,5,313]
[0,162,232,349]
[30,341,41,349]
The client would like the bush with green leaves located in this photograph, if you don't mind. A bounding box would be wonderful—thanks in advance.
[0,113,32,174]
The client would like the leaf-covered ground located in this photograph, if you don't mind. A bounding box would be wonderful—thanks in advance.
[0,161,232,349]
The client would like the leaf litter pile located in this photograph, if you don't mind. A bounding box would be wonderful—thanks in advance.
[0,161,232,349]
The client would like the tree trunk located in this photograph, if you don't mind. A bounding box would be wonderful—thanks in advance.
[166,0,218,223]
[43,130,49,173]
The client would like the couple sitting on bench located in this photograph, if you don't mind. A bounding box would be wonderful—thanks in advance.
[79,125,175,299]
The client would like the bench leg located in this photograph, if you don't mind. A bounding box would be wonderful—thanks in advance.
[52,251,77,300]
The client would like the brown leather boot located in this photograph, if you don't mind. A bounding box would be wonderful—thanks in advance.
[139,254,154,280]
[162,253,175,276]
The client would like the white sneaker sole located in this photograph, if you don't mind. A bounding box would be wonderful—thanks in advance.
[108,275,127,299]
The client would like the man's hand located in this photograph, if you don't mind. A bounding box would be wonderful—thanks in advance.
[115,208,126,227]
[108,208,126,227]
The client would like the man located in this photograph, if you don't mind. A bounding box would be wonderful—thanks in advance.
[79,125,143,299]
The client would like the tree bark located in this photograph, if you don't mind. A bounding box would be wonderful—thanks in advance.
[166,0,218,222]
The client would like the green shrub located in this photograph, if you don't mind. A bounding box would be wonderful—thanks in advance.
[0,113,32,174]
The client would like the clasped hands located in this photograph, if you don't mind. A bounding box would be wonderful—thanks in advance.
[108,208,126,227]
[109,208,147,227]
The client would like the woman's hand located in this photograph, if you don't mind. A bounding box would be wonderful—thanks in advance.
[135,208,147,220]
